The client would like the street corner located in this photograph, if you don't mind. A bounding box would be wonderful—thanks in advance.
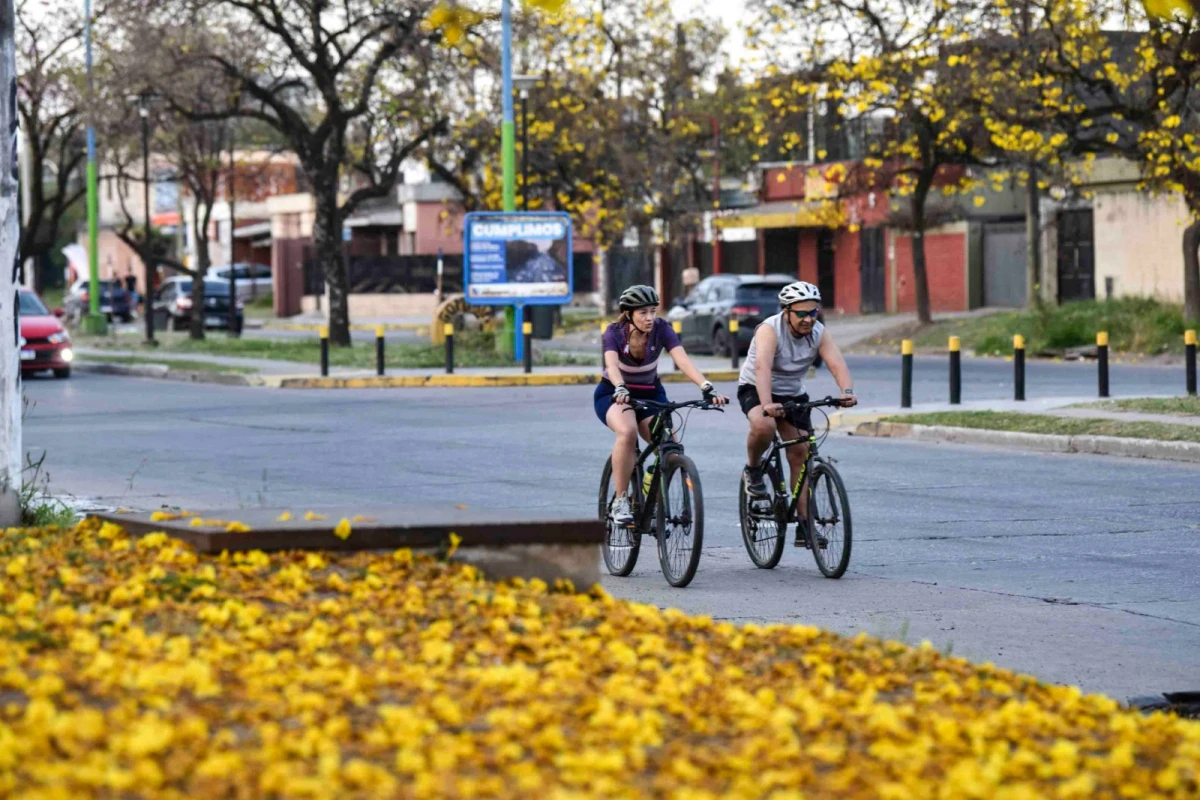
[274,372,602,390]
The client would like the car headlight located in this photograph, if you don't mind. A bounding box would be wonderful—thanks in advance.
[61,348,74,363]
[48,332,69,344]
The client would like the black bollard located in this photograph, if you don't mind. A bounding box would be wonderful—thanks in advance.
[319,326,329,377]
[901,339,913,409]
[1187,330,1197,397]
[1097,331,1109,398]
[444,323,455,375]
[375,326,385,376]
[1014,334,1026,402]
[729,319,740,370]
[949,336,961,405]
[523,319,533,374]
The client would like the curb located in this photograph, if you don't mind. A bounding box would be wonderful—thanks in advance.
[76,361,261,387]
[263,322,429,333]
[273,370,744,390]
[853,421,1200,463]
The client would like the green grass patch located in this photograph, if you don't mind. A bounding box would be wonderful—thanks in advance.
[863,298,1189,357]
[76,330,594,369]
[1072,396,1200,416]
[79,354,258,374]
[882,410,1200,443]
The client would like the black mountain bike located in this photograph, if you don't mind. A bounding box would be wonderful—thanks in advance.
[739,397,853,578]
[598,398,723,588]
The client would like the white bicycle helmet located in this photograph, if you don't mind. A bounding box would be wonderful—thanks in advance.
[778,281,821,307]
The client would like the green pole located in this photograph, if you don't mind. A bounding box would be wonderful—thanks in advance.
[502,121,516,213]
[500,0,516,358]
[81,0,106,334]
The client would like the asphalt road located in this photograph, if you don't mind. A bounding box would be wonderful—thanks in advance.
[21,365,1200,701]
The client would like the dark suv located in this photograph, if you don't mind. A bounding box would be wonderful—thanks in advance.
[667,274,796,356]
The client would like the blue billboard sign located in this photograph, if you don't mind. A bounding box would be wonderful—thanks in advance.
[463,212,573,306]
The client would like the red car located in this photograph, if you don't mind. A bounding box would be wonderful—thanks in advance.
[19,289,73,379]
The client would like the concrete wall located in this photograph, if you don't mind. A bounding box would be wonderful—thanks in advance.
[300,293,439,318]
[413,203,465,255]
[1092,191,1188,302]
[889,222,970,313]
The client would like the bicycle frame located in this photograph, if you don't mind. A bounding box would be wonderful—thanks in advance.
[760,432,818,523]
[627,409,685,533]
[755,397,842,523]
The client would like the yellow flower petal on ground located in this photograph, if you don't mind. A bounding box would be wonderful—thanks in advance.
[334,518,352,540]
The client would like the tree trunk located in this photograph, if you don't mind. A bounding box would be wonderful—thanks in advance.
[312,182,350,346]
[0,0,23,526]
[910,174,934,325]
[1025,162,1043,309]
[1183,218,1200,324]
[190,203,208,341]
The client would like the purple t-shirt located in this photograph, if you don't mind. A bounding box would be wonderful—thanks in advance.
[602,318,681,388]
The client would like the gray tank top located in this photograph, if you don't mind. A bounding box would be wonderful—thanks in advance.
[737,313,824,396]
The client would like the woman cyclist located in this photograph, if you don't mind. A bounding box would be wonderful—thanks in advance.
[596,285,727,527]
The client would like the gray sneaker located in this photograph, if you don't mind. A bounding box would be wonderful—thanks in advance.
[744,465,769,498]
[610,495,634,528]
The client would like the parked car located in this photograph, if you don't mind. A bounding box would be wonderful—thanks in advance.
[64,279,133,324]
[667,274,798,356]
[152,277,245,332]
[18,289,72,378]
[209,263,273,300]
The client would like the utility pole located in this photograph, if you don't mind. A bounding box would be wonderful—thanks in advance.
[134,91,158,344]
[1,0,23,525]
[227,126,239,336]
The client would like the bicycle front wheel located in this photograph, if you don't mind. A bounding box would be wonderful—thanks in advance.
[806,460,852,578]
[656,453,704,588]
[739,460,786,569]
[598,456,643,577]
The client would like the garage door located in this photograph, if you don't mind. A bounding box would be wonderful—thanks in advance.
[983,221,1027,308]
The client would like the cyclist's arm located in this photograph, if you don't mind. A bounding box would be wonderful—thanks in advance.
[754,324,778,408]
[603,350,625,387]
[817,329,854,395]
[666,346,710,388]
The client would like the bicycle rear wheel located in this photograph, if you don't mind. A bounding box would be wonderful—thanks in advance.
[806,460,852,578]
[598,456,643,576]
[656,453,704,588]
[739,460,787,569]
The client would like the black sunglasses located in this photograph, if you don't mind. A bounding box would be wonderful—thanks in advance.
[787,308,821,319]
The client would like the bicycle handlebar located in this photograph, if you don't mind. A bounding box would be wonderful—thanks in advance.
[762,396,849,416]
[628,398,725,413]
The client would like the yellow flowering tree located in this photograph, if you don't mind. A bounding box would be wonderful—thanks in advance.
[427,0,726,247]
[1009,0,1200,321]
[751,0,1002,324]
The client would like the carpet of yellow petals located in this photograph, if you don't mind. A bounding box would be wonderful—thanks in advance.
[1,518,1198,799]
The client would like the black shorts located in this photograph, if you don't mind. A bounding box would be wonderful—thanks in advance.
[737,384,812,432]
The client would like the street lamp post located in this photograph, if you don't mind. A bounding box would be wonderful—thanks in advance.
[696,115,722,274]
[130,90,159,344]
[514,75,539,212]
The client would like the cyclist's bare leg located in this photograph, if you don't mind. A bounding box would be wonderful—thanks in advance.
[606,404,639,498]
[778,419,809,520]
[638,417,655,445]
[745,404,777,466]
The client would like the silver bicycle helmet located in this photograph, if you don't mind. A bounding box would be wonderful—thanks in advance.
[778,281,821,307]
[618,284,660,311]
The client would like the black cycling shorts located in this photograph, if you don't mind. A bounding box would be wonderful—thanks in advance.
[737,384,812,432]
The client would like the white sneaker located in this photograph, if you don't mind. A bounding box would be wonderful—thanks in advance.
[611,495,634,527]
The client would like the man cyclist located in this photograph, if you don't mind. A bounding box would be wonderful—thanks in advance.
[738,281,856,543]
